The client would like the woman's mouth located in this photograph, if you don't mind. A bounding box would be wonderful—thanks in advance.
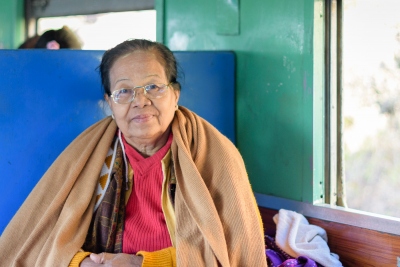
[132,114,153,123]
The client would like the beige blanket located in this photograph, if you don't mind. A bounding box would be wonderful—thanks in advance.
[0,107,267,267]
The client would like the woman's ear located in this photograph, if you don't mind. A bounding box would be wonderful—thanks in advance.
[104,94,114,115]
[174,90,180,105]
[105,94,112,107]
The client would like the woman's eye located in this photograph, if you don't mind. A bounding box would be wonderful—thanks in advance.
[119,88,131,95]
[145,84,159,91]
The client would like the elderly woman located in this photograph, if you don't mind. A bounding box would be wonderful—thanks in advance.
[0,39,267,267]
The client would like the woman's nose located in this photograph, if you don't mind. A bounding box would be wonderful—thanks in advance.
[131,88,151,107]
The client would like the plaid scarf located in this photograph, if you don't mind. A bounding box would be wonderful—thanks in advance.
[82,138,126,253]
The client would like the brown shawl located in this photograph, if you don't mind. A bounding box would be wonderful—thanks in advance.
[0,107,267,266]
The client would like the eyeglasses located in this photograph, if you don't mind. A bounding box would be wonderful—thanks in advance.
[110,83,172,104]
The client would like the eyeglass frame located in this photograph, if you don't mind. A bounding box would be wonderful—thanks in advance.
[109,82,173,104]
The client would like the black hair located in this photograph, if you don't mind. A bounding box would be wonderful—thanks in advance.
[99,39,181,96]
[34,26,82,49]
[18,35,40,49]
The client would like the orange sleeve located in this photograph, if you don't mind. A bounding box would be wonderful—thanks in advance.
[68,251,91,267]
[137,247,176,267]
[68,247,176,267]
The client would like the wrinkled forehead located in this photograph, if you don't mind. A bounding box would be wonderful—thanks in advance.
[109,50,168,85]
[111,49,168,76]
[120,49,165,66]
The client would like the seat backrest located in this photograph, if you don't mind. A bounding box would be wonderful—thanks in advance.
[0,50,235,233]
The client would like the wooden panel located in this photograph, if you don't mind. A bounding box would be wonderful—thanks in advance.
[308,218,400,267]
[259,206,278,237]
[259,207,400,267]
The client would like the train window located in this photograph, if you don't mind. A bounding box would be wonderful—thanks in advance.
[26,0,156,49]
[329,0,400,218]
[37,10,156,50]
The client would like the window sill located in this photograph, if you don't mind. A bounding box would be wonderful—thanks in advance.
[255,193,400,236]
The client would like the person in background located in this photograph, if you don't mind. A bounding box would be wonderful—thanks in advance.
[35,26,82,49]
[18,25,82,49]
[18,35,40,49]
[0,39,267,267]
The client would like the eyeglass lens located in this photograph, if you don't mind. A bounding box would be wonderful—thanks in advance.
[112,83,169,104]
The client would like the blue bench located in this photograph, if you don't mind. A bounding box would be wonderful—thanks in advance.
[0,50,235,233]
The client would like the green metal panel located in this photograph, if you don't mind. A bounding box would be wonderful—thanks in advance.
[216,0,239,35]
[161,0,323,202]
[156,0,165,43]
[0,0,24,49]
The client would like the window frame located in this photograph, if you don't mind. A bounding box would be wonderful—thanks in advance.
[324,0,344,207]
[28,0,154,18]
[25,0,155,37]
[316,0,400,229]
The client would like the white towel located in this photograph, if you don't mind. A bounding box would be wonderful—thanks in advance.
[273,209,343,267]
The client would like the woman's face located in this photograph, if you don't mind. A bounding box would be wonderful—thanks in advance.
[106,50,180,150]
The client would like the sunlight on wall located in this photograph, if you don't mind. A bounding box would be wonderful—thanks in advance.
[38,10,156,50]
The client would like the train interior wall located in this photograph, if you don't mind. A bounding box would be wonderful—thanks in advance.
[161,0,322,203]
[0,0,24,49]
[0,0,322,203]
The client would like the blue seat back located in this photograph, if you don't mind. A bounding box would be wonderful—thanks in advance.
[0,50,235,233]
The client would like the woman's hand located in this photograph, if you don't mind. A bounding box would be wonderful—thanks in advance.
[80,252,143,267]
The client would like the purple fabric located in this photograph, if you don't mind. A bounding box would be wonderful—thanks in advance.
[266,249,288,266]
[278,257,318,267]
[265,235,322,267]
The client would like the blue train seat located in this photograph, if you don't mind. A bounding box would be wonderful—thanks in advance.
[0,50,235,233]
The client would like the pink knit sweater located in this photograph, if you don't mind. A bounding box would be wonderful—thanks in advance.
[121,133,173,254]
